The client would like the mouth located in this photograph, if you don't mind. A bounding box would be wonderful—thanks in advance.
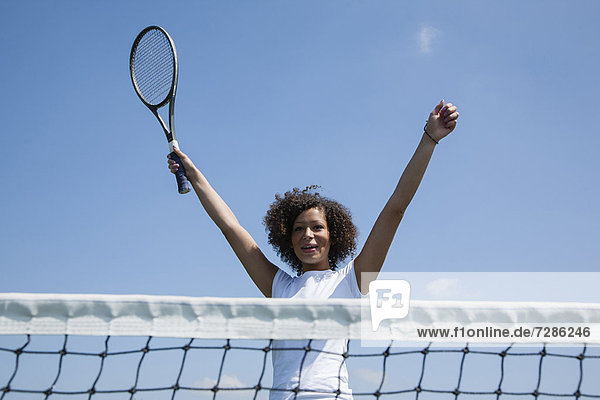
[301,244,318,254]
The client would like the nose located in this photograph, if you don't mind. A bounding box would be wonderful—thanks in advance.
[302,227,314,239]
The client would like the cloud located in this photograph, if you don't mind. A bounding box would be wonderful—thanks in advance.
[353,367,383,385]
[195,374,246,389]
[424,278,462,299]
[418,25,440,54]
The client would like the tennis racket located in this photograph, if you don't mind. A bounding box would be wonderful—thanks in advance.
[129,26,191,194]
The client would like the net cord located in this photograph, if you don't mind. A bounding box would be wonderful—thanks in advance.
[2,293,600,343]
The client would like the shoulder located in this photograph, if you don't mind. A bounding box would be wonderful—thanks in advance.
[271,268,293,298]
[336,259,362,298]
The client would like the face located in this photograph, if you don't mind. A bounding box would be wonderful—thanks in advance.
[291,207,331,271]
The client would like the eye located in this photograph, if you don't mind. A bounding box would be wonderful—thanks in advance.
[313,225,324,231]
[294,226,304,232]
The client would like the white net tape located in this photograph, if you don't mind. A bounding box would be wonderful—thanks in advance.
[2,293,600,343]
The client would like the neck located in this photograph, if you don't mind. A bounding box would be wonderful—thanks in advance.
[302,264,331,272]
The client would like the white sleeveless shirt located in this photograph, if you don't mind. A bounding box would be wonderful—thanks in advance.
[270,261,362,400]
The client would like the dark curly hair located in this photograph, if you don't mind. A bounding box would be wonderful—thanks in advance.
[263,185,358,276]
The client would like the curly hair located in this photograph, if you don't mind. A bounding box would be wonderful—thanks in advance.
[263,186,358,276]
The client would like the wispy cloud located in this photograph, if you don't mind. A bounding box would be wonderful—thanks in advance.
[425,278,462,299]
[418,25,440,54]
[195,374,246,389]
[354,367,383,385]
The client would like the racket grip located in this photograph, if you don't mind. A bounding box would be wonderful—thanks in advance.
[169,151,192,194]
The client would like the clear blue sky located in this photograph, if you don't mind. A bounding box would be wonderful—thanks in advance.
[1,0,599,298]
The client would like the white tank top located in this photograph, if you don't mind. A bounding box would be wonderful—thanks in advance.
[270,261,362,400]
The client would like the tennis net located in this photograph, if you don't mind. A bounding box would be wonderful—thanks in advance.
[1,293,600,399]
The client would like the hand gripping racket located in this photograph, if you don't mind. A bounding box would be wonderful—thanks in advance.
[130,26,191,194]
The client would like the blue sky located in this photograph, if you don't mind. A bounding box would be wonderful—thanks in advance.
[1,0,599,298]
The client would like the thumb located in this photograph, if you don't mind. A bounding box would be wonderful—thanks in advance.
[170,144,196,171]
[172,144,186,159]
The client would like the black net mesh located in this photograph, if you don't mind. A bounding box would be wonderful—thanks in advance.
[131,28,175,106]
[1,335,599,400]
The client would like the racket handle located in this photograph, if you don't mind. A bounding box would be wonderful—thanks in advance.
[169,151,192,194]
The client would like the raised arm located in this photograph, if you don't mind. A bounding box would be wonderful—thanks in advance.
[354,100,459,293]
[168,147,278,297]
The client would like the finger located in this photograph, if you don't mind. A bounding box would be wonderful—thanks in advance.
[444,119,457,130]
[443,105,456,116]
[432,99,445,115]
[444,111,459,122]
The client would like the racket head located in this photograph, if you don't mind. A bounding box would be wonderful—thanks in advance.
[130,26,178,109]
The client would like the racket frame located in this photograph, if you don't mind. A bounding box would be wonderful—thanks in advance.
[130,25,190,194]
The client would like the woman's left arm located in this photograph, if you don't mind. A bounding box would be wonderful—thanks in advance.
[354,100,459,293]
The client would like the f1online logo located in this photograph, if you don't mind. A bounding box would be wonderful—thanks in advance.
[368,280,411,331]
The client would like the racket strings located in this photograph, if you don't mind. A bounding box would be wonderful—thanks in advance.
[134,37,173,103]
[132,29,175,106]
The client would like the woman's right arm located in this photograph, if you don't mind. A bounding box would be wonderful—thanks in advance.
[168,147,278,297]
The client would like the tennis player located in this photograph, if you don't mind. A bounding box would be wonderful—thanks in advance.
[168,100,459,399]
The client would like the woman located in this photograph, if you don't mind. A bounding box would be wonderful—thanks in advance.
[168,100,459,399]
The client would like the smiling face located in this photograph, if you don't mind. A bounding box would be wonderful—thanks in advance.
[291,207,332,272]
